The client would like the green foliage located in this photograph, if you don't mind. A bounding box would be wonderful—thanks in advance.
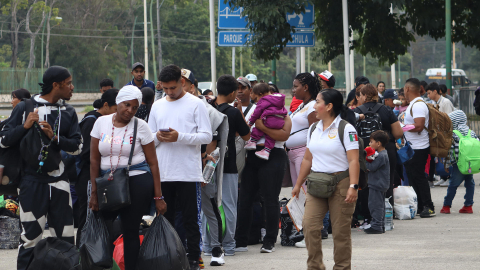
[83,105,94,112]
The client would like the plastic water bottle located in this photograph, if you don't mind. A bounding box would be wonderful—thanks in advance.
[385,198,394,231]
[202,148,220,183]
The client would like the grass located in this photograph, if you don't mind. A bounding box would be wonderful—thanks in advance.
[285,97,292,107]
[83,105,94,113]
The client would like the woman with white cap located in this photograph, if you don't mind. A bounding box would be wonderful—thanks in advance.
[89,85,167,270]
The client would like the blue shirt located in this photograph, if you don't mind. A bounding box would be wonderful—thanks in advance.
[126,78,155,90]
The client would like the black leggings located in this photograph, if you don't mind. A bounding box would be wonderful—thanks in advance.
[236,147,287,246]
[102,173,154,270]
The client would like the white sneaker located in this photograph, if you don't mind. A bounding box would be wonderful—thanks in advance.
[440,180,450,187]
[359,223,371,230]
[434,179,447,186]
[210,247,225,266]
[260,228,266,242]
[235,246,248,252]
[295,239,306,248]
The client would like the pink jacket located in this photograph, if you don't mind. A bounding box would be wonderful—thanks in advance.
[248,93,288,126]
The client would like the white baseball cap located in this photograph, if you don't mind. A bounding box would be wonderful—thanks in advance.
[245,74,257,82]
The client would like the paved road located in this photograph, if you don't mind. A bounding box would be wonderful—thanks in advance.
[1,176,480,269]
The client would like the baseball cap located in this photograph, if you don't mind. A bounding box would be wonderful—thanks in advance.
[245,74,257,82]
[132,62,145,71]
[181,68,196,84]
[237,77,251,88]
[356,76,370,86]
[319,70,333,81]
[383,89,399,99]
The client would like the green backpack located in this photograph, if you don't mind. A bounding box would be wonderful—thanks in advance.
[453,130,480,175]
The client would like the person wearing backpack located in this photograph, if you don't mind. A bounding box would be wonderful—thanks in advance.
[354,84,403,226]
[292,89,360,270]
[0,66,83,270]
[75,88,119,247]
[440,110,480,214]
[403,78,436,218]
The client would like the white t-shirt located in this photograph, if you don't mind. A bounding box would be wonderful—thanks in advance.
[285,100,315,148]
[404,97,430,150]
[307,115,359,173]
[91,114,154,176]
[436,96,455,115]
[148,93,212,182]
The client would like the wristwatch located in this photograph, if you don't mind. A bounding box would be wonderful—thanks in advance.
[349,184,359,190]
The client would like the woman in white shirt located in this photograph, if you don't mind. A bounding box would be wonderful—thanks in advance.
[89,86,166,270]
[286,72,321,186]
[292,89,359,270]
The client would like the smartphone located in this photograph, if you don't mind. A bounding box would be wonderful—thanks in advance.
[159,128,171,132]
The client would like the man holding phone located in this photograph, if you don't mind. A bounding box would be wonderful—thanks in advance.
[148,64,212,270]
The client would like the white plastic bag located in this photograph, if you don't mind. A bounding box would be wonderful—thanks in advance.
[393,186,418,220]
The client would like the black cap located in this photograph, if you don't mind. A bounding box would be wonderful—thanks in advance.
[383,89,399,99]
[132,62,145,71]
[356,76,370,86]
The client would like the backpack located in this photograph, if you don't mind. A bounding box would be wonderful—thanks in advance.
[310,119,368,189]
[26,237,81,270]
[410,99,453,157]
[355,103,383,142]
[0,99,34,195]
[279,198,296,246]
[474,87,480,116]
[452,130,480,175]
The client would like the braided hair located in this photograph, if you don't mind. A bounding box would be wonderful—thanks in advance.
[295,72,322,103]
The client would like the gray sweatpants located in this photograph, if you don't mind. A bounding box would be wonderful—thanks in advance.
[368,188,385,232]
[201,173,238,254]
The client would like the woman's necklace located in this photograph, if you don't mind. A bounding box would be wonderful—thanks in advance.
[109,113,129,180]
[35,107,61,173]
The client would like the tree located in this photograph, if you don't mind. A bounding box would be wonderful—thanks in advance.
[25,0,47,69]
[1,0,29,68]
[43,0,59,68]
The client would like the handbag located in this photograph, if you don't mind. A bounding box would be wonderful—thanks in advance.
[306,170,349,198]
[96,118,138,212]
[397,136,415,164]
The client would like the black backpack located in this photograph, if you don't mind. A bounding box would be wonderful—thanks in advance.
[355,103,383,141]
[26,237,81,270]
[279,198,296,246]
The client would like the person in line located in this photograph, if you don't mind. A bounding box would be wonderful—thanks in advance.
[126,62,155,90]
[10,88,31,109]
[364,130,390,234]
[285,72,323,244]
[148,65,212,270]
[439,84,455,106]
[89,86,166,270]
[345,76,369,106]
[75,88,119,247]
[383,89,399,110]
[426,82,455,115]
[292,89,359,269]
[245,83,287,160]
[440,110,478,214]
[377,81,386,100]
[1,66,83,270]
[134,87,155,121]
[235,97,292,253]
[403,78,436,218]
[318,70,335,89]
[181,68,197,95]
[99,78,114,93]
[245,74,258,88]
[203,75,250,263]
[268,81,280,93]
[203,89,214,96]
[398,88,409,114]
[154,80,165,101]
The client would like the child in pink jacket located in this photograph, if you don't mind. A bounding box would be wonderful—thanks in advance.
[245,83,287,160]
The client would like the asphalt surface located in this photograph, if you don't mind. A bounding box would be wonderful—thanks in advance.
[1,177,480,269]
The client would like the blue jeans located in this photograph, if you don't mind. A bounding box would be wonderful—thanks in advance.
[322,211,330,231]
[443,165,475,207]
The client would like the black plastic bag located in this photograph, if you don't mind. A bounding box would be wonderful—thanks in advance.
[79,210,112,270]
[135,215,189,270]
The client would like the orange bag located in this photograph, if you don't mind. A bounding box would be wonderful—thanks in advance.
[113,235,144,270]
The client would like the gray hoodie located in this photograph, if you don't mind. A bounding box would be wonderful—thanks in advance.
[366,150,390,192]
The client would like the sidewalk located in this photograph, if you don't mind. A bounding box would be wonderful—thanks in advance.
[1,177,479,269]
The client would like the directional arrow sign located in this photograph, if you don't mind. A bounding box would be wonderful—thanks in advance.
[218,0,248,29]
[286,3,315,30]
[218,31,315,47]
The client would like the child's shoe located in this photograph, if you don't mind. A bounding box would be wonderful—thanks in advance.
[245,140,257,150]
[440,205,450,214]
[255,149,270,160]
[459,205,473,214]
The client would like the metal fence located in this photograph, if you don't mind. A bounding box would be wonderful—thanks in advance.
[0,68,134,94]
[459,87,480,135]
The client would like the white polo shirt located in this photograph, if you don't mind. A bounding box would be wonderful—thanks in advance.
[404,97,430,150]
[307,115,359,174]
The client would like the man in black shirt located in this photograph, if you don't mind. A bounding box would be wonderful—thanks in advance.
[210,75,250,258]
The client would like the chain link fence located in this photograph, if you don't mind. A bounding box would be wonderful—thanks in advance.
[459,87,480,135]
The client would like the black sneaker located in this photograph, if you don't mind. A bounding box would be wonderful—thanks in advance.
[321,229,328,239]
[260,242,275,253]
[420,206,436,218]
[210,247,225,266]
[364,227,383,234]
[189,260,200,270]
